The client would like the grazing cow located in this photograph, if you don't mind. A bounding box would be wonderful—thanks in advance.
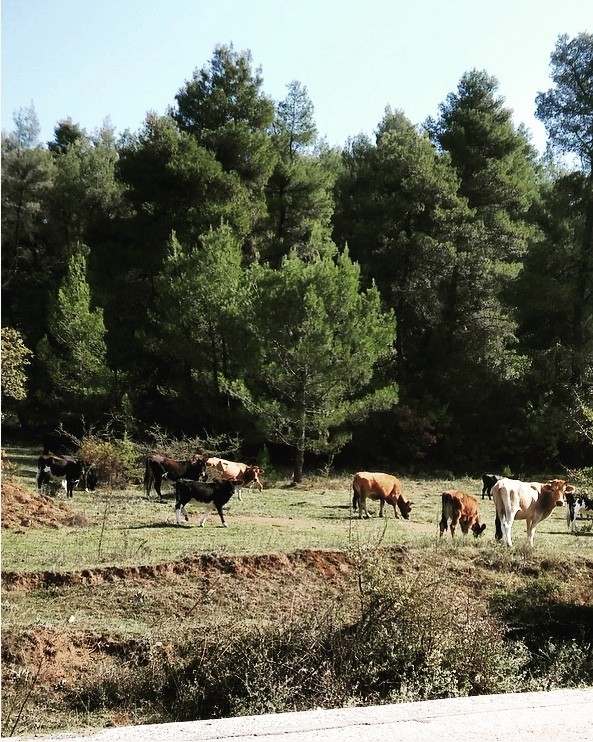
[174,478,237,527]
[36,454,87,498]
[492,477,575,547]
[439,490,486,538]
[481,473,501,500]
[566,491,593,534]
[144,455,207,499]
[352,472,412,520]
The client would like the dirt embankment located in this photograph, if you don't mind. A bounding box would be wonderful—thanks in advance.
[1,479,91,532]
[1,478,355,589]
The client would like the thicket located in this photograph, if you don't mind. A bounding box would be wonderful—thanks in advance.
[30,551,593,728]
[2,34,592,478]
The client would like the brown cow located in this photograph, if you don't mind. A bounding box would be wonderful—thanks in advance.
[439,490,486,538]
[352,472,412,520]
[492,477,575,547]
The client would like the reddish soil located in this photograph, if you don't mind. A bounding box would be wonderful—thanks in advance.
[1,479,91,532]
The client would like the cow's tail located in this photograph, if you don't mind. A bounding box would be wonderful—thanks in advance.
[144,459,154,498]
[352,481,359,511]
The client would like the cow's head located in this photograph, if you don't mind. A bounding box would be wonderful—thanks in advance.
[397,498,413,520]
[470,521,487,537]
[546,479,575,507]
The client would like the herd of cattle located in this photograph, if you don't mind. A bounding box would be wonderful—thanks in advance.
[35,453,592,543]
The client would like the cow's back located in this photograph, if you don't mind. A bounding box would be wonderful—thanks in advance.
[353,471,401,499]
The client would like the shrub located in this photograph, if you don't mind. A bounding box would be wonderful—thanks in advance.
[79,435,139,489]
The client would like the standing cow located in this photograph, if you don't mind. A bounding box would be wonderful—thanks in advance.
[36,454,89,498]
[352,472,412,520]
[144,456,207,499]
[174,479,236,527]
[565,491,593,534]
[439,490,486,537]
[481,473,501,500]
[492,477,574,547]
[205,457,264,493]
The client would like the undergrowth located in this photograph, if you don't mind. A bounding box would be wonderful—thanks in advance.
[24,550,591,731]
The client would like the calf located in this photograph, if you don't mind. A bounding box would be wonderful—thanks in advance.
[144,455,207,499]
[492,477,574,547]
[481,473,501,500]
[566,492,593,534]
[352,472,412,520]
[174,478,236,527]
[36,454,85,498]
[439,490,486,538]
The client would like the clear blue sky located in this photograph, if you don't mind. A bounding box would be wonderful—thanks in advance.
[1,0,591,152]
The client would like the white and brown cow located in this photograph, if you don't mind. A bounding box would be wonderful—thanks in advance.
[352,472,412,520]
[492,477,574,547]
[205,457,264,500]
[439,490,486,538]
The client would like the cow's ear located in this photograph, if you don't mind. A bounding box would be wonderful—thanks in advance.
[565,484,575,494]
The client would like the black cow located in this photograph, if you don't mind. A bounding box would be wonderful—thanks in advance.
[36,454,87,498]
[566,491,593,534]
[144,455,207,499]
[174,478,236,527]
[481,473,501,500]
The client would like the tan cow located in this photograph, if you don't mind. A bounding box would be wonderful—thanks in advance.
[492,477,574,547]
[439,490,486,538]
[352,472,412,520]
[205,457,264,498]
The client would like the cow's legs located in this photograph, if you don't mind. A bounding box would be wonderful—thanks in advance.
[199,503,215,526]
[215,504,227,527]
[379,499,385,518]
[174,500,190,525]
[499,513,514,547]
[439,516,448,537]
[358,495,370,519]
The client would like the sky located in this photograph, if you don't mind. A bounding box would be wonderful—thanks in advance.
[1,0,591,153]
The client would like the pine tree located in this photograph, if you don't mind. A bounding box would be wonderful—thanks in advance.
[36,247,110,418]
[228,247,397,481]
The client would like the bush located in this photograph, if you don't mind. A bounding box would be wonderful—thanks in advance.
[79,435,139,489]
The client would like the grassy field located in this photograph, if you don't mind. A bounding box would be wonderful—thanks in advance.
[3,444,592,574]
[2,445,592,737]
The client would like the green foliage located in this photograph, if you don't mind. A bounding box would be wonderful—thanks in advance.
[229,248,397,479]
[536,32,593,169]
[0,328,32,403]
[174,44,277,191]
[35,248,110,415]
[78,434,139,489]
[2,37,592,472]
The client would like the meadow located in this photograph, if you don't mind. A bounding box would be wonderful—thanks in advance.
[2,445,592,737]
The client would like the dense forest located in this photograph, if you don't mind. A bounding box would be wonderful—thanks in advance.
[2,33,592,480]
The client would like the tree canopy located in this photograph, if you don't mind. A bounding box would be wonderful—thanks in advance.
[2,34,592,474]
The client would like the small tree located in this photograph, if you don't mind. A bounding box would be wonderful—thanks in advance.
[36,246,110,418]
[1,327,32,416]
[230,247,397,481]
